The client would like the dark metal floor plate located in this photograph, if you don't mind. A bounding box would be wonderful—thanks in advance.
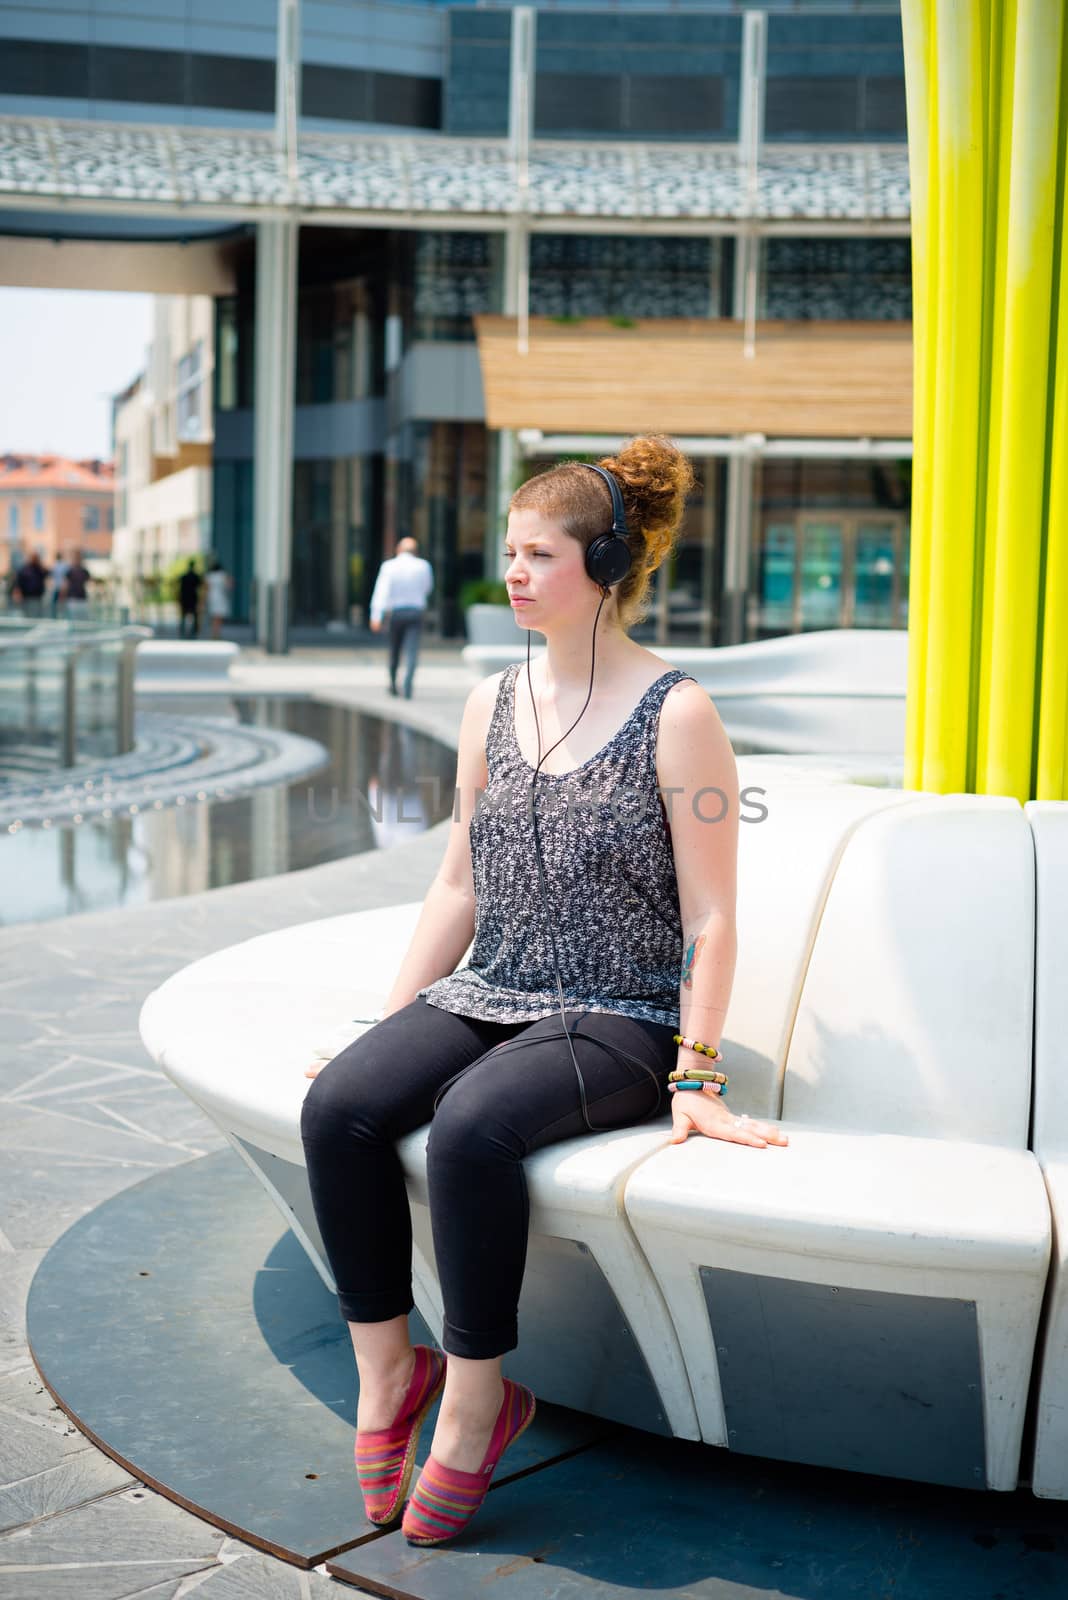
[328,1426,1068,1600]
[25,1149,604,1567]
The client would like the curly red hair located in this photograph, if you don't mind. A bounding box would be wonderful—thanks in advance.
[510,435,695,630]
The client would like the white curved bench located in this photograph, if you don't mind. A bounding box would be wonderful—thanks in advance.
[139,759,1057,1490]
[1025,801,1068,1498]
[626,794,1049,1492]
[135,639,238,688]
[463,630,908,755]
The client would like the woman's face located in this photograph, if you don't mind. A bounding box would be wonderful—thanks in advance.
[504,508,606,632]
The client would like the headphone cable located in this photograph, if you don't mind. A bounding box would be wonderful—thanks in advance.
[432,589,668,1130]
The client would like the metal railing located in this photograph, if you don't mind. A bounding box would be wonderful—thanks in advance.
[0,619,150,772]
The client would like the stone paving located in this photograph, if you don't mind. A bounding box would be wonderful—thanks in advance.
[0,643,474,1598]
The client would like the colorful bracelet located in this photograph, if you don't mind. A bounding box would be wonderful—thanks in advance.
[668,1066,728,1086]
[673,1033,721,1062]
[668,1081,727,1096]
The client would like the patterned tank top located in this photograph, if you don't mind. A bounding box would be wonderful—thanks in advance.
[417,661,697,1026]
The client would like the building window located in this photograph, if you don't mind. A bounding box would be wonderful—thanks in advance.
[215,297,258,412]
[7,503,17,538]
[33,502,44,531]
[295,277,384,402]
[764,15,907,144]
[761,239,912,322]
[409,233,502,344]
[530,236,725,320]
[177,341,204,441]
[82,504,101,532]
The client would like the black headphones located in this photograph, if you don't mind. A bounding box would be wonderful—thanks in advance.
[580,463,633,590]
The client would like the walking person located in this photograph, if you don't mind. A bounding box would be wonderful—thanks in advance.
[204,559,233,641]
[59,549,93,621]
[300,436,787,1548]
[368,536,434,699]
[12,550,48,619]
[177,559,202,639]
[49,551,71,618]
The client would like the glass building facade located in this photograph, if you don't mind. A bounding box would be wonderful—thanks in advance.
[0,2,911,643]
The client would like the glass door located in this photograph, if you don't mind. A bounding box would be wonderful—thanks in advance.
[798,520,843,630]
[760,522,797,629]
[851,520,901,627]
[750,512,909,636]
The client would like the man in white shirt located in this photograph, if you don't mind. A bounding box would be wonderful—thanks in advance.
[368,536,434,699]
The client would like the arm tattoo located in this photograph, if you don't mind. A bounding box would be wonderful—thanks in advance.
[681,935,706,989]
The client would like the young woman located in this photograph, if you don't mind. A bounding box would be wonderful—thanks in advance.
[300,435,787,1547]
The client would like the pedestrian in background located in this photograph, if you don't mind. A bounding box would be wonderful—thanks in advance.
[178,560,202,639]
[205,559,233,640]
[50,551,70,617]
[368,537,434,699]
[60,549,92,621]
[12,551,48,618]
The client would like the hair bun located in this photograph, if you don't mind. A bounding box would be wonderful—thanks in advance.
[601,436,695,576]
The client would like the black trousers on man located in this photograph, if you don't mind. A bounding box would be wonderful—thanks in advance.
[387,606,424,698]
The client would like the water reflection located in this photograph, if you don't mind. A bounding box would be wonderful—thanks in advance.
[0,698,456,928]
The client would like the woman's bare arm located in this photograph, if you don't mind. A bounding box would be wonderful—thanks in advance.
[656,680,787,1148]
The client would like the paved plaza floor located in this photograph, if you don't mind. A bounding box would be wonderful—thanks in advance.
[0,644,470,1597]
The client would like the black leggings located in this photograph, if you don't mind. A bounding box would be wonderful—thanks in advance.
[299,995,676,1360]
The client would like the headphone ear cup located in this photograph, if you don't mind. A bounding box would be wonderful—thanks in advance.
[585,535,632,588]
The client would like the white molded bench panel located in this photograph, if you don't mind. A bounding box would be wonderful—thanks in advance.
[625,1126,1049,1487]
[1024,802,1068,1498]
[464,630,908,755]
[783,796,1035,1145]
[138,904,425,1163]
[727,760,911,1117]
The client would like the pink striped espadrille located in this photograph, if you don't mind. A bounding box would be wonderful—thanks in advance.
[401,1378,536,1546]
[354,1344,446,1526]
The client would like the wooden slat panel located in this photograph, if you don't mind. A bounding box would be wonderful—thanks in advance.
[474,316,913,438]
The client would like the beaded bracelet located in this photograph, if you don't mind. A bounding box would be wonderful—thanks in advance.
[668,1069,728,1088]
[673,1033,721,1061]
[668,1081,727,1097]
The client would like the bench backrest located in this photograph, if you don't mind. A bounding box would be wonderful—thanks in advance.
[1026,802,1068,1163]
[724,760,910,1119]
[782,795,1034,1146]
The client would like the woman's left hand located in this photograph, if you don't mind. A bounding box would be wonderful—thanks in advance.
[669,1086,788,1149]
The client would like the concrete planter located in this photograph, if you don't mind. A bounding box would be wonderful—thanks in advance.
[464,603,519,646]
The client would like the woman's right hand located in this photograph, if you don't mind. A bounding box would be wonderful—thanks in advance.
[669,1084,788,1149]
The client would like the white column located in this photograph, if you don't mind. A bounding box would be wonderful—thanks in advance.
[490,4,536,568]
[253,219,298,653]
[276,0,301,184]
[722,13,766,643]
[491,429,518,582]
[722,443,759,645]
[252,0,300,653]
[733,9,766,357]
[508,6,535,354]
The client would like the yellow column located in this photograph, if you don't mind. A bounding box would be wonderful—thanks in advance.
[901,0,1068,802]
